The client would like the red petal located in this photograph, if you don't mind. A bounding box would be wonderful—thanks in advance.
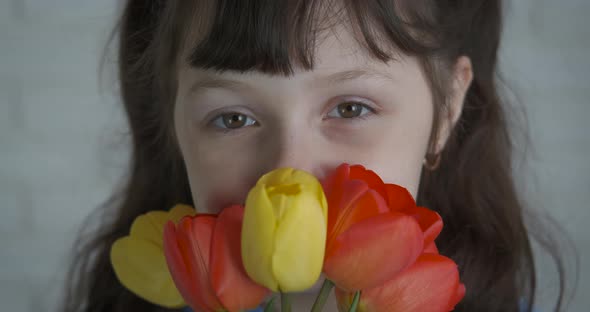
[384,184,416,212]
[210,205,270,311]
[178,216,222,311]
[423,241,439,254]
[450,283,466,309]
[325,179,368,240]
[359,253,463,312]
[349,165,387,199]
[383,184,442,245]
[324,212,424,291]
[401,206,443,246]
[322,164,362,235]
[163,221,200,309]
[327,187,389,247]
[321,163,351,197]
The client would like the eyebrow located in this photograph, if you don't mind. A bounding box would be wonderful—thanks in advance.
[188,68,395,95]
[315,68,395,86]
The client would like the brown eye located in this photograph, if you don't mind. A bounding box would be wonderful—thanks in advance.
[338,103,363,118]
[223,113,246,128]
[212,112,257,130]
[327,102,373,119]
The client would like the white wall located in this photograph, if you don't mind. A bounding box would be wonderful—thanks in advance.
[0,1,588,311]
[501,1,589,310]
[0,1,125,311]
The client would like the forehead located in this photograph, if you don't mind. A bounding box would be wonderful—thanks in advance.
[181,24,404,82]
[298,26,398,74]
[178,27,413,96]
[175,1,403,77]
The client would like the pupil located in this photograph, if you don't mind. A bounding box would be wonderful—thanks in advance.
[223,113,246,128]
[339,103,361,118]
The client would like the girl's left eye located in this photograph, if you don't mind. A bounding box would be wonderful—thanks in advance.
[326,102,374,119]
[210,112,258,130]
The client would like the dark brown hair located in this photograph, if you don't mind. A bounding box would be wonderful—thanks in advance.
[62,1,571,311]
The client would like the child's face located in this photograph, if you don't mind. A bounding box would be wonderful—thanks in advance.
[174,26,439,214]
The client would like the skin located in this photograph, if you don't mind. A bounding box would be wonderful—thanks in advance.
[173,23,472,310]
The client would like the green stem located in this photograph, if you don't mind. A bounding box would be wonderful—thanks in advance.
[311,279,335,312]
[264,296,277,312]
[281,292,292,312]
[347,291,361,312]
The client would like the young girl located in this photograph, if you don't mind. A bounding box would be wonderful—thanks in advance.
[63,1,567,311]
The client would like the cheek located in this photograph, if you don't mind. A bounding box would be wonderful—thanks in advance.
[360,134,428,199]
[182,141,263,213]
[349,91,433,198]
[174,93,265,213]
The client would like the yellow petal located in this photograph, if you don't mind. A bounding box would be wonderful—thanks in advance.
[129,211,168,246]
[129,206,196,247]
[111,237,185,308]
[258,167,293,186]
[260,167,320,189]
[272,191,327,292]
[242,184,279,291]
[169,204,197,224]
[310,177,328,220]
[264,168,328,220]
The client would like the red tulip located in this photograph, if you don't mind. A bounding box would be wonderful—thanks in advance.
[321,164,444,291]
[163,205,270,312]
[335,253,466,312]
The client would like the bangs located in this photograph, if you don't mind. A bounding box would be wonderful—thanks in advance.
[181,0,438,76]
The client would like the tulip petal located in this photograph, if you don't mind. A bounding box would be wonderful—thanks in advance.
[242,184,279,291]
[325,178,366,235]
[129,206,196,248]
[341,253,463,312]
[402,206,443,246]
[163,222,200,309]
[111,236,185,308]
[324,212,424,291]
[338,188,390,230]
[129,211,169,247]
[383,184,442,246]
[272,192,327,292]
[183,217,223,311]
[311,177,329,220]
[423,241,439,254]
[169,204,197,224]
[164,217,222,311]
[326,183,391,244]
[211,205,270,311]
[325,179,365,234]
[260,167,321,191]
[384,184,417,212]
[321,163,350,196]
[323,165,385,231]
[349,165,387,199]
[451,283,466,308]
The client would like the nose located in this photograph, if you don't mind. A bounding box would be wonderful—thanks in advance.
[272,131,313,172]
[260,125,328,180]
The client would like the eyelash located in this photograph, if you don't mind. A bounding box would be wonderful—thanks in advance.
[209,114,256,134]
[208,101,376,133]
[324,101,375,121]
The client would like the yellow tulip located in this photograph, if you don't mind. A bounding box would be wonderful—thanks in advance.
[241,168,328,292]
[110,204,196,308]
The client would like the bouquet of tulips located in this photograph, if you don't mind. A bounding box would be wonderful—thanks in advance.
[111,164,465,312]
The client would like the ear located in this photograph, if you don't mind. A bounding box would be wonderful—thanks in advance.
[434,56,473,153]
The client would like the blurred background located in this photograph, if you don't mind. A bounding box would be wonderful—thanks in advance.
[0,1,588,311]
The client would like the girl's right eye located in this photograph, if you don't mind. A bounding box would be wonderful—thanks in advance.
[210,112,258,130]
